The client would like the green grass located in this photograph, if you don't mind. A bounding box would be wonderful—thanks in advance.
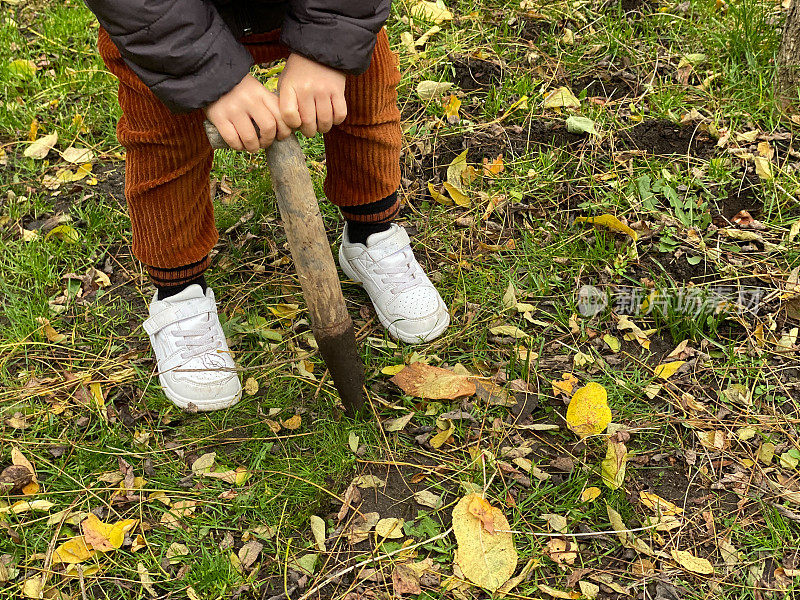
[2,0,800,598]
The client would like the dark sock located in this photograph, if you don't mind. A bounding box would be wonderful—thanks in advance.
[157,274,208,301]
[347,221,392,245]
[344,193,398,245]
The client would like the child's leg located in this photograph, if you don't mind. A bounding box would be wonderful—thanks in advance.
[330,32,450,343]
[98,28,216,292]
[323,29,403,241]
[98,29,242,411]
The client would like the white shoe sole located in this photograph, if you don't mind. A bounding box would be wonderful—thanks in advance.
[159,374,242,412]
[339,256,450,344]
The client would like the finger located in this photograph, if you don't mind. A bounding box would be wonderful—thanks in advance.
[251,106,277,148]
[332,94,348,126]
[279,87,302,130]
[215,120,243,151]
[297,93,317,138]
[315,95,334,134]
[264,92,292,140]
[232,115,260,152]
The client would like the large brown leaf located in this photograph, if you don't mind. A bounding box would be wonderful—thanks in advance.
[390,363,476,400]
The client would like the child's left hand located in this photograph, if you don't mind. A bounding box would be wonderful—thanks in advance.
[278,53,347,138]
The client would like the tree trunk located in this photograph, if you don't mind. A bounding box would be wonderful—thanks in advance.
[778,0,800,110]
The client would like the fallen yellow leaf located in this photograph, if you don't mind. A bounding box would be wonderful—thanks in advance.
[581,487,602,502]
[89,382,105,411]
[11,447,39,496]
[544,86,580,109]
[574,214,637,241]
[20,576,44,599]
[410,1,453,23]
[443,181,470,207]
[417,80,453,101]
[552,372,579,397]
[753,156,773,180]
[601,440,628,490]
[160,500,197,529]
[0,499,54,515]
[698,430,730,451]
[375,517,405,539]
[429,419,455,449]
[545,537,578,566]
[443,94,461,124]
[671,549,714,574]
[381,364,406,376]
[607,504,653,555]
[600,334,620,353]
[45,224,80,243]
[452,494,517,591]
[565,382,612,439]
[489,324,528,339]
[639,491,683,515]
[654,361,685,380]
[446,149,470,191]
[616,315,651,349]
[282,414,302,430]
[428,181,453,205]
[244,377,259,395]
[62,147,94,164]
[35,317,67,344]
[482,155,504,178]
[24,132,58,159]
[467,495,497,534]
[82,514,137,551]
[268,303,300,320]
[53,536,96,564]
[138,563,157,597]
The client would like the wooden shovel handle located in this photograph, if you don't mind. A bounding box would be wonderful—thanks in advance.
[204,120,366,416]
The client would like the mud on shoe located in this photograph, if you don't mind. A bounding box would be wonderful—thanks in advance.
[144,285,241,411]
[339,223,450,344]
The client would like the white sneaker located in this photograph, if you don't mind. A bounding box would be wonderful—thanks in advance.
[339,224,450,344]
[144,285,241,411]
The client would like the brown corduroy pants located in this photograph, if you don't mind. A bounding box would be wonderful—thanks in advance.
[98,28,402,286]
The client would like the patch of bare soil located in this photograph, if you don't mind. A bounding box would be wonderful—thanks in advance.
[403,116,720,194]
[633,462,740,513]
[20,163,126,231]
[91,163,126,205]
[615,119,716,157]
[403,122,586,187]
[617,0,651,12]
[355,460,448,525]
[308,456,453,598]
[575,71,641,99]
[633,251,719,285]
[518,16,553,42]
[449,54,505,91]
[713,176,763,222]
[561,462,742,588]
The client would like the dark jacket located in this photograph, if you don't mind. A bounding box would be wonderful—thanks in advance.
[85,0,391,113]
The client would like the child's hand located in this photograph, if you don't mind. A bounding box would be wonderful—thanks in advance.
[203,74,291,152]
[278,53,347,138]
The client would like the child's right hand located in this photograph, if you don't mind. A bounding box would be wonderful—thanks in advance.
[203,74,291,152]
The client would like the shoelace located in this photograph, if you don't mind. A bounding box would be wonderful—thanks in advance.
[174,316,223,361]
[373,246,420,294]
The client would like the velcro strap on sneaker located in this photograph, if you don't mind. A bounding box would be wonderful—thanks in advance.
[143,298,217,337]
[157,350,191,375]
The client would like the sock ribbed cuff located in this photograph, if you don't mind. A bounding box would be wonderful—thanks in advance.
[147,255,210,287]
[340,192,400,224]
